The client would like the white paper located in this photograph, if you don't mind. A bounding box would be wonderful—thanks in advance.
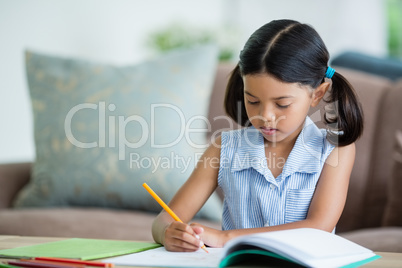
[103,247,223,268]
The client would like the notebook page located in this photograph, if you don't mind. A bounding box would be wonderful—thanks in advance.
[103,247,223,268]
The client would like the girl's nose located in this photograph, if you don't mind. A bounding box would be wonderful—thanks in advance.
[260,105,275,123]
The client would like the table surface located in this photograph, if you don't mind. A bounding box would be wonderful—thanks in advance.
[0,235,401,267]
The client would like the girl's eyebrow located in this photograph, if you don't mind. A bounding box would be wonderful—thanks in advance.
[273,95,295,100]
[244,91,257,97]
[244,90,295,100]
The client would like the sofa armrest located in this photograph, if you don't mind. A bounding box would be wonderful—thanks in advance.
[0,162,32,209]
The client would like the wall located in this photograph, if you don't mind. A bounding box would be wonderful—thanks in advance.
[233,0,387,57]
[0,0,387,162]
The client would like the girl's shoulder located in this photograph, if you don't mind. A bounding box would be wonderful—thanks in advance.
[325,142,355,168]
[299,117,336,160]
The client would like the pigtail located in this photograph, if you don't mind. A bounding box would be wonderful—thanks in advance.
[325,72,364,146]
[224,64,250,126]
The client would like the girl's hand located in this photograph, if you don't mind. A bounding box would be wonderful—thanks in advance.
[163,221,205,252]
[190,222,227,248]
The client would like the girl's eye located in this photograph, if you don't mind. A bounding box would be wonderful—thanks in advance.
[277,103,290,109]
[247,100,259,105]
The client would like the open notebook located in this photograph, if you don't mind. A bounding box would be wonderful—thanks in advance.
[103,228,380,268]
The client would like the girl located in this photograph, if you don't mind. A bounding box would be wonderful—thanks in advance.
[152,19,364,252]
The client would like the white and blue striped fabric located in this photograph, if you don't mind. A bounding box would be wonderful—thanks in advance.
[218,116,335,230]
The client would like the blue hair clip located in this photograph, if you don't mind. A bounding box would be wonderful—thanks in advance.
[325,66,336,79]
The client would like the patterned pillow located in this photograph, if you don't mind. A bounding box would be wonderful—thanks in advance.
[13,46,222,221]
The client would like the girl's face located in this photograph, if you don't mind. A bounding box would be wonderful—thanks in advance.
[243,74,314,145]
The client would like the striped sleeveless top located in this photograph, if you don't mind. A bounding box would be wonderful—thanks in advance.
[218,116,335,230]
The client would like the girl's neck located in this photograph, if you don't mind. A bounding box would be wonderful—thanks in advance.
[263,126,303,179]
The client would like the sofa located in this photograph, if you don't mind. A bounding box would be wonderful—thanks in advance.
[1,56,402,252]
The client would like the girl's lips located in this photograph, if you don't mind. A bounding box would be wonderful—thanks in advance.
[260,127,277,136]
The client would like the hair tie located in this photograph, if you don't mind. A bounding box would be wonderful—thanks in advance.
[325,66,336,79]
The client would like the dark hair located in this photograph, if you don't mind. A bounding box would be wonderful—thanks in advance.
[224,19,363,146]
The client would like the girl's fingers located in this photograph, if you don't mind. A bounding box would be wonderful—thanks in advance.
[165,235,201,252]
[190,224,205,236]
[164,222,202,252]
[166,244,201,252]
[166,237,203,252]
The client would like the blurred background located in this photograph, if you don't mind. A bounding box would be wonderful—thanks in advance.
[0,0,401,163]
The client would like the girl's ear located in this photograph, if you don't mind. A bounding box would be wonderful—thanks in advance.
[311,82,330,107]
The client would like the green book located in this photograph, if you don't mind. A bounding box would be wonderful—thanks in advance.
[0,238,161,260]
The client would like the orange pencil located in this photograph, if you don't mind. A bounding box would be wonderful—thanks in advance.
[142,183,209,253]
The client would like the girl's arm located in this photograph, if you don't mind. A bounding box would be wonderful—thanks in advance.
[151,136,222,251]
[194,143,355,247]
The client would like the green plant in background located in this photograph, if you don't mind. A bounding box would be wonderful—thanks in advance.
[387,0,402,58]
[145,23,238,62]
